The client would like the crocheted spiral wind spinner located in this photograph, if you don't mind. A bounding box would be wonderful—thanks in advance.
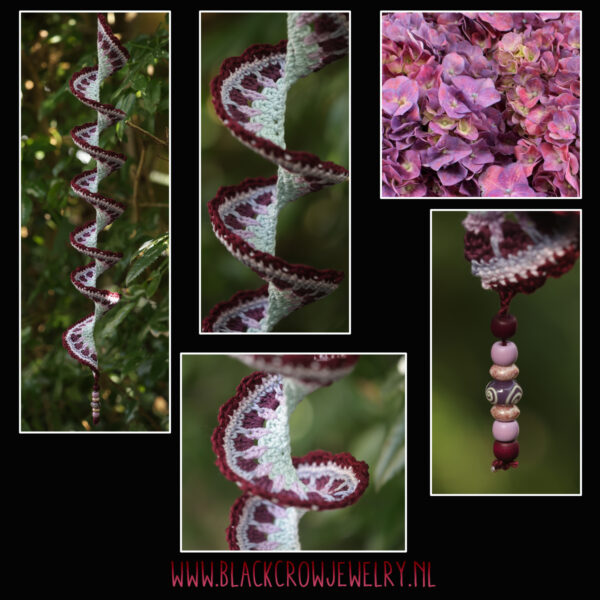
[212,355,369,550]
[62,14,130,425]
[463,211,580,471]
[203,13,349,332]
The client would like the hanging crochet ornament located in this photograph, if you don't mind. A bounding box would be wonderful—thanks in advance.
[62,14,130,425]
[463,211,579,471]
[203,13,349,332]
[211,355,369,550]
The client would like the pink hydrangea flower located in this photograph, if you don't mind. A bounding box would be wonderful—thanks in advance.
[479,163,538,196]
[381,11,580,197]
[382,75,419,117]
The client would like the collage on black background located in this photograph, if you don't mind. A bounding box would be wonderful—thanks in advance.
[18,8,585,593]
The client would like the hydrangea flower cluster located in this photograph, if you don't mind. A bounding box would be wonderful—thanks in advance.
[382,12,580,197]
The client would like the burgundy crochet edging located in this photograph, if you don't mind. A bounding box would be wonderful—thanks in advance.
[464,211,580,312]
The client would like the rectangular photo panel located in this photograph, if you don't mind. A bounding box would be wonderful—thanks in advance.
[381,12,581,199]
[430,209,581,494]
[20,11,170,432]
[200,12,350,333]
[180,353,406,551]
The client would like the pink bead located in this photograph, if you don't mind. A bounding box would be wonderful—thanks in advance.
[491,404,520,422]
[489,363,519,381]
[492,420,519,442]
[491,341,518,366]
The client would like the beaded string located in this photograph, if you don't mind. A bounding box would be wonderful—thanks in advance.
[463,211,580,472]
[487,311,522,471]
[62,14,130,424]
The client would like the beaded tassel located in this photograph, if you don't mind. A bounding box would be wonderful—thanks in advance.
[486,312,521,471]
[464,210,580,473]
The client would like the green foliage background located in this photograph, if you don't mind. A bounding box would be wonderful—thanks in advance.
[432,212,580,493]
[201,13,349,332]
[21,13,170,431]
[181,355,405,551]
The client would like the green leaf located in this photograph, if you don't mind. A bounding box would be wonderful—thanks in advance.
[116,93,136,117]
[114,94,136,141]
[132,73,149,93]
[126,233,169,286]
[52,155,74,177]
[145,268,163,298]
[143,113,155,134]
[146,79,162,113]
[99,301,136,339]
[373,410,406,491]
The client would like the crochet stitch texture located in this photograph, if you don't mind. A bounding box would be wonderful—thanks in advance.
[62,15,130,424]
[211,355,369,550]
[203,13,349,332]
[463,211,579,312]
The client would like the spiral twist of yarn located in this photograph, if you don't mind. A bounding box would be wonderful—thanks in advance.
[62,14,130,425]
[203,13,349,332]
[211,355,369,550]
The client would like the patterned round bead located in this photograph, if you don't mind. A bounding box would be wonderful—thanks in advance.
[492,420,519,442]
[493,440,519,462]
[485,379,523,405]
[491,341,518,366]
[491,404,520,422]
[491,313,517,339]
[489,363,519,381]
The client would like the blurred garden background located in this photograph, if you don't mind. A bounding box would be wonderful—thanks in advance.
[432,211,580,494]
[181,355,405,551]
[21,12,169,431]
[201,13,349,332]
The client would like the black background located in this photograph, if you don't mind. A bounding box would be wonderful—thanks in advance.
[16,8,587,594]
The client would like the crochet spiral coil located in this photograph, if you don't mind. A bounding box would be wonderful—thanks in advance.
[211,355,369,550]
[202,13,349,332]
[62,14,130,425]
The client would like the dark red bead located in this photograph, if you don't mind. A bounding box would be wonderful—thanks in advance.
[493,440,519,462]
[491,313,517,339]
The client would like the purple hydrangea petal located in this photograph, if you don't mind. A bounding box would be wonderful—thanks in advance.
[382,76,419,116]
[438,82,471,118]
[441,52,465,79]
[438,162,467,186]
[480,163,533,196]
[478,12,514,31]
